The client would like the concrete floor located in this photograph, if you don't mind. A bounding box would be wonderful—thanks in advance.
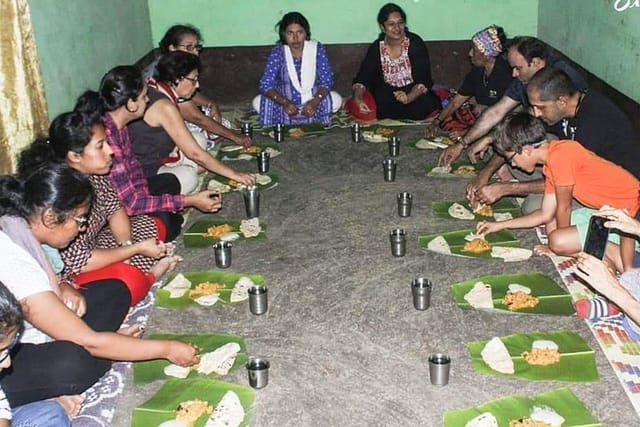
[112,125,637,426]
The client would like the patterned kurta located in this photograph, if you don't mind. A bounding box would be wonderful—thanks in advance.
[60,175,158,276]
[258,41,335,125]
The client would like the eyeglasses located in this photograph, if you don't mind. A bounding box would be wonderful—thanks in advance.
[177,44,203,53]
[72,215,89,228]
[0,331,21,364]
[183,76,199,84]
[505,151,518,166]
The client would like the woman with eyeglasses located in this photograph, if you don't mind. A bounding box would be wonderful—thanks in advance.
[18,110,180,307]
[0,164,199,419]
[75,65,222,240]
[346,2,441,121]
[143,24,252,149]
[252,11,342,126]
[129,51,256,194]
[0,282,71,426]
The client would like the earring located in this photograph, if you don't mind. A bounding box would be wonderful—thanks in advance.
[126,104,139,113]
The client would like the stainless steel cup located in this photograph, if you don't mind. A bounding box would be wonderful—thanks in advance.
[351,123,362,143]
[397,192,413,217]
[412,278,432,310]
[257,152,270,173]
[213,241,232,268]
[428,353,451,386]
[388,136,400,157]
[241,123,253,138]
[248,286,268,315]
[389,228,406,257]
[243,187,260,218]
[382,159,397,182]
[247,357,270,389]
[274,124,284,143]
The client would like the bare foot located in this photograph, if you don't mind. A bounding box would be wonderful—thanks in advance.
[51,394,84,418]
[150,255,182,279]
[118,324,145,338]
[534,244,554,257]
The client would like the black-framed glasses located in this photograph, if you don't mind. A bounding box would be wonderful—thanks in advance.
[183,76,199,84]
[72,215,89,228]
[0,331,21,364]
[177,44,203,53]
[505,151,518,166]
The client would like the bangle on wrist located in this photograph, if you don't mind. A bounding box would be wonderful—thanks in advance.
[456,137,468,148]
[119,240,133,247]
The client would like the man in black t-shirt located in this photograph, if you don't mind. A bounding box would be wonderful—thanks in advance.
[528,67,640,179]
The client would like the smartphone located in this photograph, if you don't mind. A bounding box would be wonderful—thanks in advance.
[583,216,609,259]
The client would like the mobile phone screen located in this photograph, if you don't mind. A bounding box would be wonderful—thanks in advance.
[583,216,609,259]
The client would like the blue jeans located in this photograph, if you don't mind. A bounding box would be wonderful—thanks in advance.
[12,401,69,427]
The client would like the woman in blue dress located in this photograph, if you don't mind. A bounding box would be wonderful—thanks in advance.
[253,12,342,126]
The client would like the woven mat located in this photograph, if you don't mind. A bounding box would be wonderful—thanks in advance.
[536,226,640,415]
[71,282,160,426]
[223,107,428,131]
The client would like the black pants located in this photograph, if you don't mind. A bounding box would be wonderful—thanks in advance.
[1,279,131,407]
[375,84,441,120]
[147,173,184,241]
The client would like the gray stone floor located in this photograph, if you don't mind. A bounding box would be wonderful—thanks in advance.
[112,125,637,426]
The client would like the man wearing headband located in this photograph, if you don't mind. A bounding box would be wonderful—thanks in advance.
[438,36,587,213]
[425,25,513,138]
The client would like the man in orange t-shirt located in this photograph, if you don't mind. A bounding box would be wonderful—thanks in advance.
[477,112,639,273]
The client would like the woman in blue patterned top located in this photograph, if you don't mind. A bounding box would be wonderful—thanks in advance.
[253,12,342,126]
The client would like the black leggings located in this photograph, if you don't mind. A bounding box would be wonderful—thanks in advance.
[147,173,184,241]
[1,279,131,407]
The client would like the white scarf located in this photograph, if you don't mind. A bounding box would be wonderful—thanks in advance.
[284,39,318,104]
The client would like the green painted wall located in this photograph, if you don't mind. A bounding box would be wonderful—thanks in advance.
[538,0,640,102]
[29,0,153,118]
[148,0,538,46]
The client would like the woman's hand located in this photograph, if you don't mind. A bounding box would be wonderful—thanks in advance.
[575,252,619,293]
[167,341,201,367]
[393,90,409,104]
[136,238,169,259]
[59,281,87,317]
[424,121,440,138]
[302,98,320,117]
[476,220,504,235]
[356,100,372,114]
[283,100,299,116]
[233,172,257,187]
[187,190,223,213]
[595,207,640,236]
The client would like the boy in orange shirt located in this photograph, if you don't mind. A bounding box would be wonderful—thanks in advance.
[477,112,639,274]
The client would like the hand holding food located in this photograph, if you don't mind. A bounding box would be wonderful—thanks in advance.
[438,143,464,167]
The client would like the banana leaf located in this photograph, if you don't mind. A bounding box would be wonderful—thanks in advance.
[156,271,264,309]
[132,378,254,427]
[133,333,247,384]
[468,331,598,382]
[260,122,326,138]
[425,159,487,178]
[444,387,601,426]
[218,142,281,160]
[450,273,575,315]
[206,172,278,192]
[183,219,267,248]
[417,229,520,260]
[410,136,455,150]
[432,199,521,221]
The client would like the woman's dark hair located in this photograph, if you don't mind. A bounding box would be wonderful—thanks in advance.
[277,12,311,44]
[17,111,103,172]
[156,51,201,84]
[377,3,406,25]
[0,281,23,341]
[493,112,547,154]
[0,162,93,224]
[159,24,202,54]
[74,65,145,116]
